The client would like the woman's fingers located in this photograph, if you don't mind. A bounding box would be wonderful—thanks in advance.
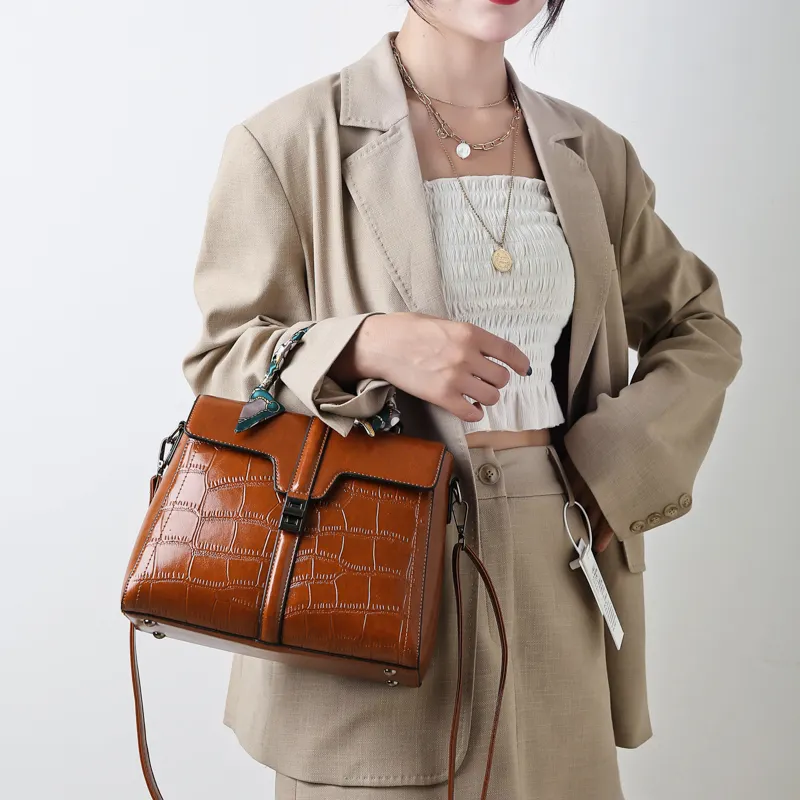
[476,327,531,378]
[443,392,486,423]
[468,354,513,390]
[357,314,532,421]
[459,374,502,408]
[593,521,616,553]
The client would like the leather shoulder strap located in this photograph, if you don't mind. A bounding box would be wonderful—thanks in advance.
[448,541,508,799]
[130,624,164,800]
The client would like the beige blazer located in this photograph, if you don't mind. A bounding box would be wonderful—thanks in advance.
[181,31,743,787]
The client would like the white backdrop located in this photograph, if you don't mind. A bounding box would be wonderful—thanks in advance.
[1,1,797,798]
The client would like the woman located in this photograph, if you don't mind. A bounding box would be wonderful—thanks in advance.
[182,2,743,798]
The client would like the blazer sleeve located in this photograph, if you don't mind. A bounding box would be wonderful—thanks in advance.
[562,134,743,541]
[181,123,393,438]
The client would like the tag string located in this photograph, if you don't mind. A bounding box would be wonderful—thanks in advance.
[562,499,593,555]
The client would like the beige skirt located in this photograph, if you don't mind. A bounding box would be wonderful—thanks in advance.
[274,443,624,800]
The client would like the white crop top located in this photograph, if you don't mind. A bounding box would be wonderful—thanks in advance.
[422,175,575,433]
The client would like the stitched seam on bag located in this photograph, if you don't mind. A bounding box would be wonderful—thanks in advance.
[123,434,190,607]
[284,601,402,614]
[277,533,302,644]
[204,474,274,489]
[401,489,421,662]
[413,490,432,670]
[313,467,435,494]
[160,507,273,523]
[133,445,198,608]
[294,552,404,577]
[184,429,439,493]
[305,523,412,542]
[261,421,314,644]
[139,536,273,559]
[145,614,416,671]
[277,633,403,648]
[257,524,280,643]
[136,575,263,588]
[288,418,315,497]
[304,424,330,501]
[409,448,443,667]
[183,424,289,490]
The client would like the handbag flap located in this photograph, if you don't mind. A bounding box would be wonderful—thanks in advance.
[184,394,448,499]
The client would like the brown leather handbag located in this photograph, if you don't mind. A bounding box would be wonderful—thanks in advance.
[121,325,507,800]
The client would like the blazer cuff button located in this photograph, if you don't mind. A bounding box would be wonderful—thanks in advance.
[679,493,693,509]
[630,520,646,534]
[664,503,680,518]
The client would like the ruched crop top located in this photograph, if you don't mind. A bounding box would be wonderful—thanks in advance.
[422,174,575,433]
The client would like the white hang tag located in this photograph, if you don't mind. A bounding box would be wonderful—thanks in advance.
[562,500,624,651]
[572,538,624,650]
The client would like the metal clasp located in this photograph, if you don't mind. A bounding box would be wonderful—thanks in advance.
[156,421,185,478]
[447,476,469,547]
[280,496,308,533]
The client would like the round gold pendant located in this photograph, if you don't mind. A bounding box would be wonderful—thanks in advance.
[491,248,513,272]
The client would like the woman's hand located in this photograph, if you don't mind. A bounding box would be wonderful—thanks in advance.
[334,311,531,424]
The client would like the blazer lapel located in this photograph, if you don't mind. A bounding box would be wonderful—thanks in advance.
[340,35,449,320]
[508,66,616,425]
[342,121,449,320]
[340,33,616,425]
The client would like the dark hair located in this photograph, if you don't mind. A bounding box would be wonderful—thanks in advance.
[404,1,567,50]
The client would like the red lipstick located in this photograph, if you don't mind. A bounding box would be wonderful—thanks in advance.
[488,0,521,5]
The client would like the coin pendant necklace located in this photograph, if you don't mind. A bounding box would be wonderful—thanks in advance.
[428,104,520,273]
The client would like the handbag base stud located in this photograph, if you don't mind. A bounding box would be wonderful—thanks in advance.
[142,619,166,638]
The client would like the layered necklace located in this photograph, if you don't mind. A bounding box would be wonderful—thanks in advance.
[391,36,522,272]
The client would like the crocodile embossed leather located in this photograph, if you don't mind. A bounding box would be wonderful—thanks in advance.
[121,393,508,800]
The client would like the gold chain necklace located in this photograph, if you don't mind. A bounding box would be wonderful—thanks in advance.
[390,37,521,272]
[391,37,520,160]
[426,90,510,109]
[427,106,519,273]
